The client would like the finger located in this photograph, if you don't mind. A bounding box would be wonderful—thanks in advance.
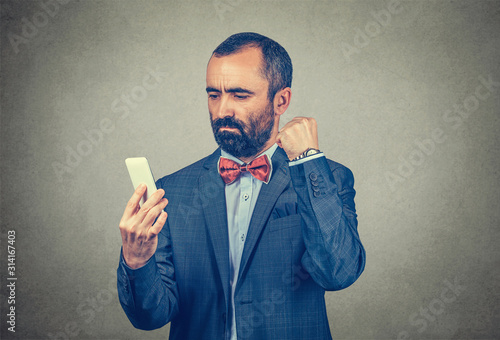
[140,197,168,228]
[276,129,289,145]
[275,133,283,148]
[287,117,301,125]
[122,183,147,221]
[146,188,166,206]
[147,211,167,240]
[137,188,165,219]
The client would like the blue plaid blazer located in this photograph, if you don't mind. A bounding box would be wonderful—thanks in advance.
[117,147,365,339]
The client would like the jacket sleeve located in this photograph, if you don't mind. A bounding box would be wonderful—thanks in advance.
[289,156,366,291]
[116,217,179,330]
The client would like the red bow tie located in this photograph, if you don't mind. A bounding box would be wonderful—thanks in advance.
[218,155,271,185]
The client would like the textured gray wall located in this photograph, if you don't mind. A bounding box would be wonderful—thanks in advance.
[1,0,499,339]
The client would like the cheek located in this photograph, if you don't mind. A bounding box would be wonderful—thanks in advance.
[246,114,263,135]
[207,102,218,118]
[231,106,249,123]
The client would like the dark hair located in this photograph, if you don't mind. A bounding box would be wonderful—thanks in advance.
[212,32,293,100]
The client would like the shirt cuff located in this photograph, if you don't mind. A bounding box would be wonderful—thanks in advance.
[288,152,325,166]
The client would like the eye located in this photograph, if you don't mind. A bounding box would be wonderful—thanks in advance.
[208,93,219,100]
[234,94,249,100]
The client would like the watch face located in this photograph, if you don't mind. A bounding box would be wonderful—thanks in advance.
[306,149,318,156]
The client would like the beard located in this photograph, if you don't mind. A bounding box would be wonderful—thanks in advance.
[210,102,275,159]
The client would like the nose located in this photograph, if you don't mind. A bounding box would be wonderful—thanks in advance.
[216,95,234,119]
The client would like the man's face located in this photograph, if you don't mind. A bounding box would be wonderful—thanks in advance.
[206,47,276,159]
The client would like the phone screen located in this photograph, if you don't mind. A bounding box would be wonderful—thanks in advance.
[125,157,158,206]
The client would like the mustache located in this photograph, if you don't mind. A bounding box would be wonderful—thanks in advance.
[211,116,245,134]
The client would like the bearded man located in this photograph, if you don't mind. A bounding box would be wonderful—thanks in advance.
[117,32,365,340]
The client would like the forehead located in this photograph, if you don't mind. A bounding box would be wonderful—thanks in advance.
[206,47,267,89]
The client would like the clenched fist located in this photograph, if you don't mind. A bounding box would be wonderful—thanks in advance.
[119,184,168,269]
[276,117,319,160]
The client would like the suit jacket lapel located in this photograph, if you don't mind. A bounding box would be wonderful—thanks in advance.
[199,148,230,307]
[237,147,291,283]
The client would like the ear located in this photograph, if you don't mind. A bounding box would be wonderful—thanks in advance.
[273,87,291,116]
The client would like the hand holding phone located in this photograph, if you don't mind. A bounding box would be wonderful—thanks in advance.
[120,157,167,269]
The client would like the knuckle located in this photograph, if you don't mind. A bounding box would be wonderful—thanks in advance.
[119,221,131,231]
[127,225,137,236]
[136,230,145,239]
[141,206,151,215]
[147,209,158,218]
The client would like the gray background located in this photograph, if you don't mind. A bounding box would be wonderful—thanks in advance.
[1,0,499,339]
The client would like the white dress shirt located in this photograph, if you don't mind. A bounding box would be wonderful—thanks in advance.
[221,144,324,339]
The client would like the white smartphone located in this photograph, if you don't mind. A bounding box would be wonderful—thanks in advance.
[125,157,158,206]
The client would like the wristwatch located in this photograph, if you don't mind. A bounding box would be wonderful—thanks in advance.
[291,148,321,161]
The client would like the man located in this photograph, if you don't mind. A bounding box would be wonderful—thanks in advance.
[117,32,365,340]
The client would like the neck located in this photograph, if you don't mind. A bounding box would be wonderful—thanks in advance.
[239,148,267,164]
[239,136,277,163]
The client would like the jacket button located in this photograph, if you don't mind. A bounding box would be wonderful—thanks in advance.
[309,172,318,181]
[312,186,320,192]
[313,191,321,198]
[311,180,319,187]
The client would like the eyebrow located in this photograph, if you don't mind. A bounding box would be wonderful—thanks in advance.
[206,87,255,95]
